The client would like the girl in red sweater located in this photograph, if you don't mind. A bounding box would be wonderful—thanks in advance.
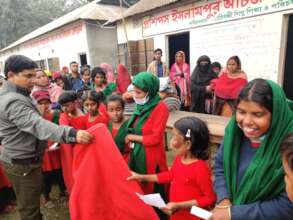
[80,90,109,129]
[128,116,216,220]
[106,94,130,163]
[32,90,66,208]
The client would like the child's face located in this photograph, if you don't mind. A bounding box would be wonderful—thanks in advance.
[56,78,64,89]
[37,99,51,115]
[282,156,293,202]
[82,70,91,84]
[107,101,124,123]
[35,70,49,86]
[170,128,190,156]
[236,100,271,139]
[83,99,99,116]
[61,101,77,114]
[94,74,105,86]
[212,67,221,74]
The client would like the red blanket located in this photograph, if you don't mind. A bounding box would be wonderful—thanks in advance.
[0,163,11,189]
[69,124,159,220]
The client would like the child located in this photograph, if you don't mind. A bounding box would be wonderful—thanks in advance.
[91,67,117,99]
[80,66,92,91]
[32,69,63,106]
[281,133,293,202]
[128,116,216,220]
[32,90,66,208]
[106,94,130,162]
[58,91,84,195]
[80,90,109,129]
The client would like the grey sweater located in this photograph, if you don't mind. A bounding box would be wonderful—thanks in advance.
[0,80,77,163]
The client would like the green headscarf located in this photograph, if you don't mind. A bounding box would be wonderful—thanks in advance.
[127,72,161,174]
[223,80,293,204]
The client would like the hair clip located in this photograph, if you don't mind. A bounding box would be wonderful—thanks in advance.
[185,129,191,138]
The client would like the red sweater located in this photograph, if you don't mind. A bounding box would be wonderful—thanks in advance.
[157,157,216,220]
[0,153,11,189]
[59,112,84,194]
[42,112,62,172]
[140,101,169,194]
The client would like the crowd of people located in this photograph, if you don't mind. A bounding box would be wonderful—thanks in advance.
[0,50,293,220]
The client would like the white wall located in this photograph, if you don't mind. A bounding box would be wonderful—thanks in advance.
[153,34,167,62]
[117,19,143,44]
[0,21,89,70]
[86,22,118,67]
[189,13,283,82]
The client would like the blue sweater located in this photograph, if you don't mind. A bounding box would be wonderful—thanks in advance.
[214,137,293,220]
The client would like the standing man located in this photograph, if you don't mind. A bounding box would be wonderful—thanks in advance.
[69,61,83,92]
[147,48,168,77]
[0,55,93,220]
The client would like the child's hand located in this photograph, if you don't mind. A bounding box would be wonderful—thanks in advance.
[125,134,132,144]
[126,171,141,181]
[161,202,179,216]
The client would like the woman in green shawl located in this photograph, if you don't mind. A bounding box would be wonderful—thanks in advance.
[124,72,169,195]
[210,79,293,220]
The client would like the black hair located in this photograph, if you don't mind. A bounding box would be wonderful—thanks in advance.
[174,116,209,160]
[58,91,78,105]
[81,90,104,104]
[154,48,162,54]
[4,55,38,78]
[281,133,293,171]
[70,61,78,66]
[211,62,222,70]
[237,78,273,113]
[91,67,106,83]
[227,56,241,70]
[106,94,125,109]
[80,66,90,76]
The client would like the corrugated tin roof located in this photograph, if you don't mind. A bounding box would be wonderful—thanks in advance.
[123,0,179,17]
[1,0,125,52]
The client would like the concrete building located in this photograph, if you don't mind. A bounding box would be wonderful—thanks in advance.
[0,0,124,72]
[116,0,293,99]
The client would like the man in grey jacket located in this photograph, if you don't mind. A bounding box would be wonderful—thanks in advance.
[0,55,93,220]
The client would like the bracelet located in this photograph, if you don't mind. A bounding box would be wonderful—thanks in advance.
[215,204,232,209]
[228,206,231,220]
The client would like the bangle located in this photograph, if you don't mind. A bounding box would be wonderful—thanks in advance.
[215,204,231,209]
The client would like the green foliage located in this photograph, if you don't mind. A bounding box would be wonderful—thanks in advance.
[0,0,86,49]
[0,0,139,49]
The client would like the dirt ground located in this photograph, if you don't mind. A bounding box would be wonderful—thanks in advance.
[0,185,70,220]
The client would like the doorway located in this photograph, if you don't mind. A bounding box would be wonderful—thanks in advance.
[283,15,293,100]
[79,53,88,66]
[168,32,190,68]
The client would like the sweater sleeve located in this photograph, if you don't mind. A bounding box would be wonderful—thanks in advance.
[195,162,217,208]
[157,170,173,184]
[214,142,230,203]
[142,102,169,147]
[231,192,293,220]
[6,100,76,143]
